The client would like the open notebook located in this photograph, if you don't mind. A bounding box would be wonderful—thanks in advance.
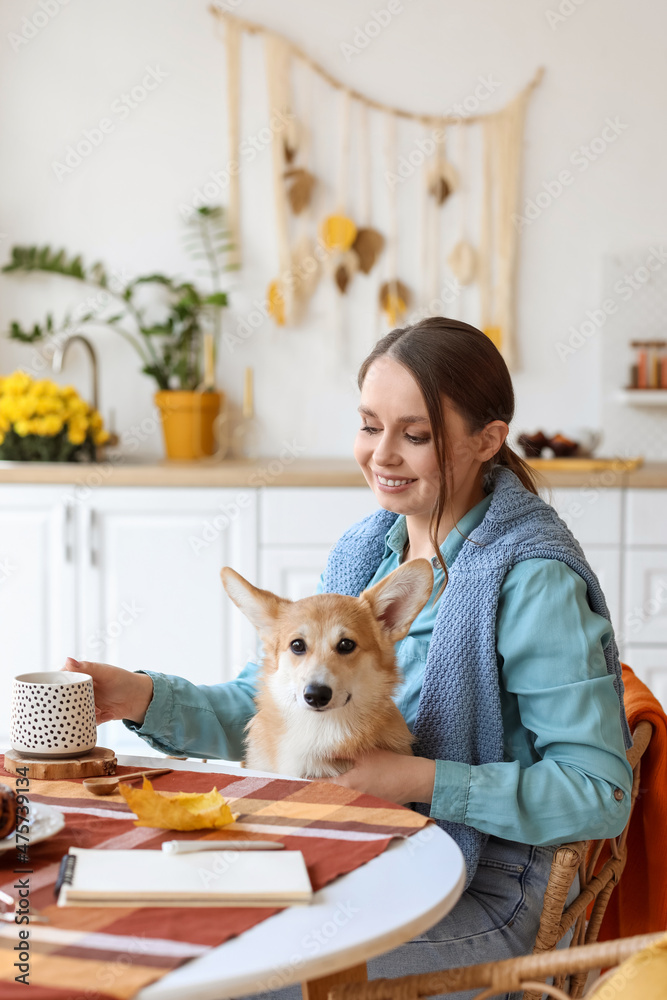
[56,847,313,907]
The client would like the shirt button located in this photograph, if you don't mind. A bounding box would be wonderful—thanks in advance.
[613,788,624,801]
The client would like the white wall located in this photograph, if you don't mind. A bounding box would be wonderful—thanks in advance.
[1,0,666,459]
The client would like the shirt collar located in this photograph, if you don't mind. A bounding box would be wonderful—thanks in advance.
[383,491,493,569]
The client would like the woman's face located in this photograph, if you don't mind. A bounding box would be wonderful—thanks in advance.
[353,356,488,517]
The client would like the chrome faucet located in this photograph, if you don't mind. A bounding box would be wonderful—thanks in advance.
[51,334,99,413]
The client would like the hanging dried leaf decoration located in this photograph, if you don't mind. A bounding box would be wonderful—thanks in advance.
[284,168,316,214]
[429,175,451,206]
[427,161,459,206]
[320,214,357,252]
[352,227,385,274]
[447,240,478,286]
[379,280,411,326]
[292,235,320,304]
[267,280,286,326]
[335,263,351,293]
[332,249,359,294]
[283,137,297,164]
[483,326,503,352]
[282,117,300,164]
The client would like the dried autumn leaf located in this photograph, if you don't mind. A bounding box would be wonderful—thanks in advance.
[119,777,237,831]
[448,240,477,285]
[329,249,358,295]
[429,175,451,206]
[352,227,385,274]
[284,168,316,214]
[334,263,350,293]
[427,161,459,206]
[379,280,411,326]
[483,326,503,352]
[267,280,286,326]
[320,214,357,252]
[283,117,300,164]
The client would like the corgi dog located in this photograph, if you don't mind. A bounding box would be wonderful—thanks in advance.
[220,559,433,780]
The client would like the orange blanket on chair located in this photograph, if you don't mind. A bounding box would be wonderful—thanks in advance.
[599,664,667,938]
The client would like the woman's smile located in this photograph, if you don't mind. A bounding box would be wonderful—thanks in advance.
[373,471,418,492]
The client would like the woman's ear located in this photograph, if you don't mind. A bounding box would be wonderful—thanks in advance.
[476,420,509,462]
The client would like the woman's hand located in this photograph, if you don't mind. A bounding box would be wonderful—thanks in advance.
[330,749,436,806]
[62,657,154,725]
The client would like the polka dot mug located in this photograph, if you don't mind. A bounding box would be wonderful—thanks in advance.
[11,672,97,758]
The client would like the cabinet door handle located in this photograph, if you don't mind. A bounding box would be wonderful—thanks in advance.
[88,508,98,567]
[63,501,74,563]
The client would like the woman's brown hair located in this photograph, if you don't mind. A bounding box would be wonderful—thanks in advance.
[357,316,539,585]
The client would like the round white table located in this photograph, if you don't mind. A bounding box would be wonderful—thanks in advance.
[123,754,466,1000]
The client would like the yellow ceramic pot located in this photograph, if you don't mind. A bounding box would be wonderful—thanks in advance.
[154,390,224,461]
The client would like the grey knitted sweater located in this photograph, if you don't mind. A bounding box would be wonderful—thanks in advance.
[321,466,632,889]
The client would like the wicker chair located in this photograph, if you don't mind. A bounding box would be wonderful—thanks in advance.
[328,932,666,1000]
[521,719,653,999]
[327,719,653,1000]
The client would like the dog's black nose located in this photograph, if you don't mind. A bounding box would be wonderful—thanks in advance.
[303,684,333,709]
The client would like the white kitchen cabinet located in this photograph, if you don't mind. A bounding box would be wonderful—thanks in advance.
[621,549,667,645]
[585,547,623,637]
[258,486,378,600]
[77,488,258,755]
[2,479,665,756]
[545,487,623,548]
[77,488,257,679]
[543,488,624,640]
[0,485,76,746]
[260,487,378,545]
[259,546,330,600]
[626,489,667,546]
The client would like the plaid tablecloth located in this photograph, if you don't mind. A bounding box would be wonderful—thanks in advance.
[0,759,431,1000]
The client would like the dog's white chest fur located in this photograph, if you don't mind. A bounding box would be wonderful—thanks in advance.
[247,698,354,779]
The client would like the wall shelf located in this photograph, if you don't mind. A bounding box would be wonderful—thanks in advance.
[616,389,667,407]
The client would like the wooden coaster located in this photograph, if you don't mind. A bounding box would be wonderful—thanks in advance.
[4,746,117,780]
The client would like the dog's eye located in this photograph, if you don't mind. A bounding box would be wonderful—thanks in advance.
[290,639,306,655]
[337,639,356,654]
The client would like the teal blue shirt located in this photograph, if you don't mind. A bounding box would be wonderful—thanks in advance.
[126,494,632,846]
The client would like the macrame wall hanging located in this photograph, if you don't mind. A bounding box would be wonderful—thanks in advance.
[211,5,543,370]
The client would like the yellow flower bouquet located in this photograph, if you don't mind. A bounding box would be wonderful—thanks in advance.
[0,370,110,462]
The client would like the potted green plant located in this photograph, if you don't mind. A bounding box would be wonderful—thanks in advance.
[2,206,235,460]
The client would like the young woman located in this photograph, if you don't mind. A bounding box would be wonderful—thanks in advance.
[65,318,633,999]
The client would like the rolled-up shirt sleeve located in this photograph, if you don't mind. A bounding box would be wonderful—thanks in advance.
[122,658,261,761]
[429,558,633,844]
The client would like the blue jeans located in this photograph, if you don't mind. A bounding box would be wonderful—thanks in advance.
[247,835,579,1000]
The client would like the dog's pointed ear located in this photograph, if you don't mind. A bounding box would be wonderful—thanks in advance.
[221,567,287,634]
[361,558,434,642]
